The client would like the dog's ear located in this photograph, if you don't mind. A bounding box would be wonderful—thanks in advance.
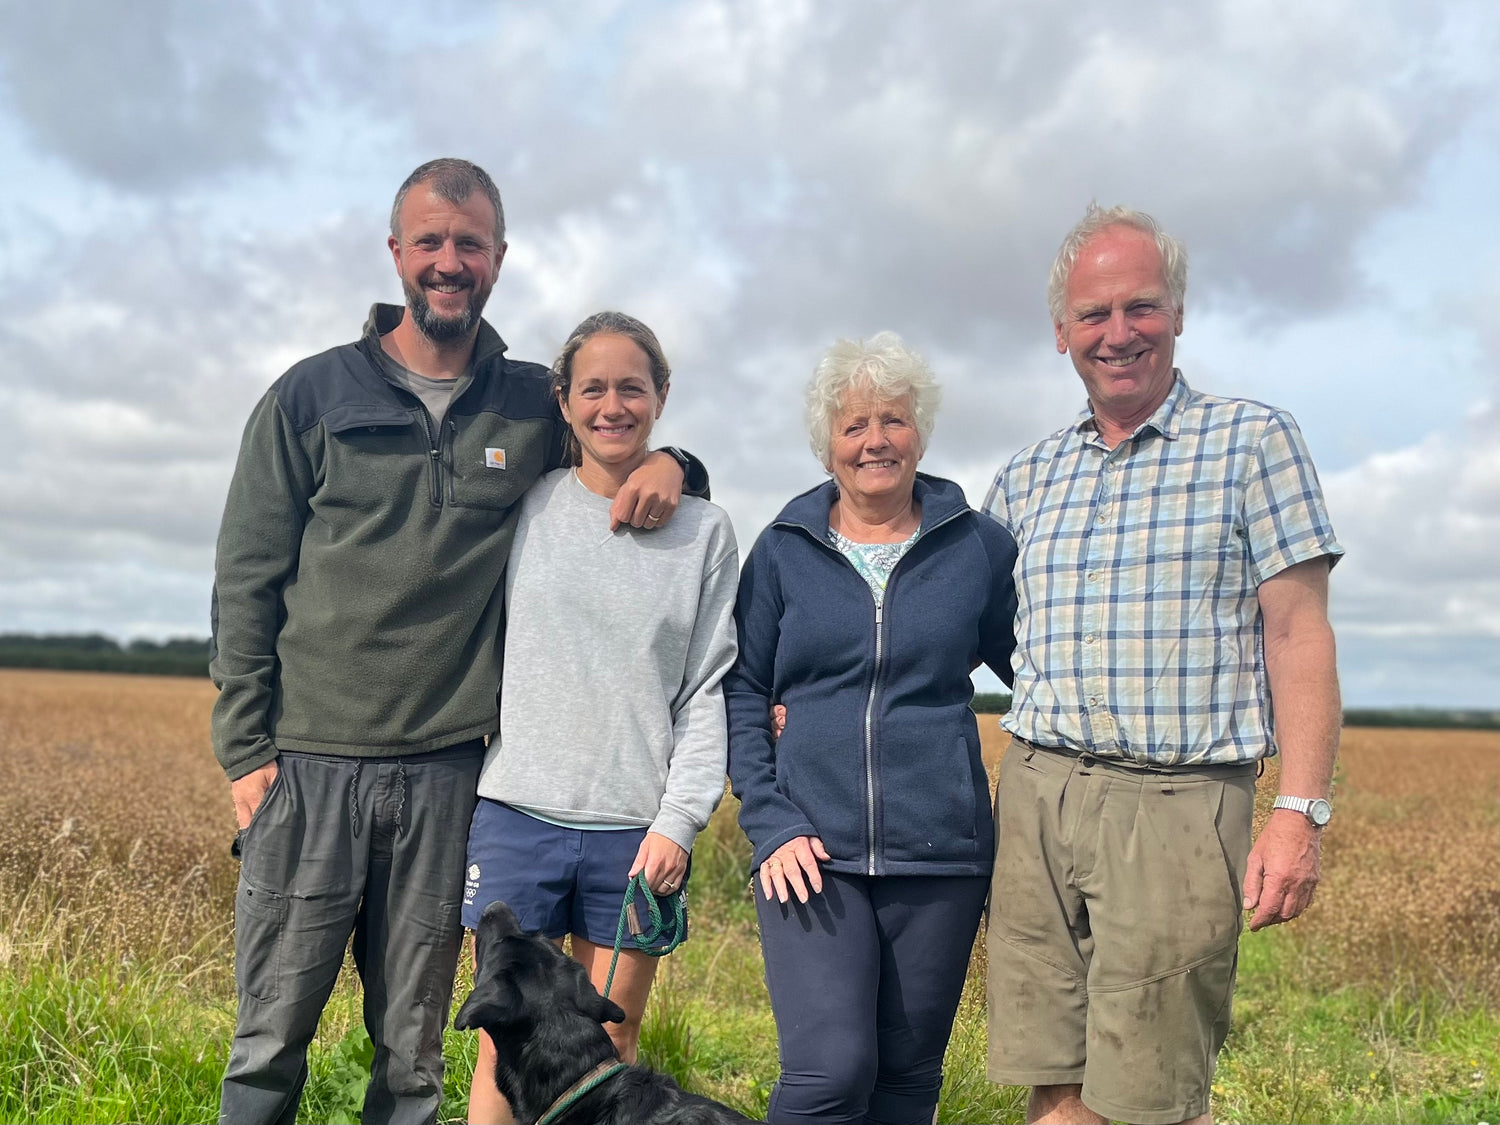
[454,970,522,1032]
[479,900,522,940]
[572,969,627,1025]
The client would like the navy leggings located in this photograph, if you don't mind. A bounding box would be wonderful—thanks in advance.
[756,871,989,1125]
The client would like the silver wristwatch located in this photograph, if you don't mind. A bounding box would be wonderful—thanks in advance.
[1273,794,1333,826]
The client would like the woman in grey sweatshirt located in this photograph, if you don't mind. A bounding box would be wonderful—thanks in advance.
[462,311,739,1124]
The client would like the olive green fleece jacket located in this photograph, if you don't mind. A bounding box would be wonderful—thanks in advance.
[209,305,565,780]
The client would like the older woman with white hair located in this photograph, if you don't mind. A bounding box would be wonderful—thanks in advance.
[726,332,1018,1124]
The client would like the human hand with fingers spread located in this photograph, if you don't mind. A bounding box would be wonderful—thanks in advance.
[758,835,830,904]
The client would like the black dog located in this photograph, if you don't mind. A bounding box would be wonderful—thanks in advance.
[455,900,755,1124]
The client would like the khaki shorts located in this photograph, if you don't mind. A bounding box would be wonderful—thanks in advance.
[986,741,1255,1125]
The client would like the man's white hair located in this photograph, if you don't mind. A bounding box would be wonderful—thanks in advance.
[1047,203,1188,323]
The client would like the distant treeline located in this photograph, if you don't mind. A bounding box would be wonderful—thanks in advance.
[1341,708,1500,731]
[971,692,1013,714]
[0,634,211,678]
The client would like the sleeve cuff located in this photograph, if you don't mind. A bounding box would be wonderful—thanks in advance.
[658,446,710,500]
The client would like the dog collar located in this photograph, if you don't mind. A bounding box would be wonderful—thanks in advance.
[536,1059,627,1125]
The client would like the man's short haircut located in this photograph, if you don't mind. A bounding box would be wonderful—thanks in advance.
[804,331,942,471]
[1047,203,1188,323]
[551,310,672,465]
[390,158,506,245]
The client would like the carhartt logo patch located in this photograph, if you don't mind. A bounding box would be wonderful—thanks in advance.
[484,448,506,469]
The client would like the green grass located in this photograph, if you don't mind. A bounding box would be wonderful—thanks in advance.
[0,939,482,1125]
[2,803,1495,1123]
[1211,930,1500,1125]
[0,942,228,1124]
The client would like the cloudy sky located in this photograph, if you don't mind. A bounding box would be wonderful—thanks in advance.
[0,0,1494,707]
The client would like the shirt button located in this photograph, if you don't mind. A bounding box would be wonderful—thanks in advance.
[1084,634,1095,644]
[1088,696,1099,706]
[1087,572,1098,582]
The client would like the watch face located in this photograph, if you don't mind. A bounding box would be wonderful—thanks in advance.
[1309,799,1333,826]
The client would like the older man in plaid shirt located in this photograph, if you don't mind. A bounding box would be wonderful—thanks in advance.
[983,205,1343,1125]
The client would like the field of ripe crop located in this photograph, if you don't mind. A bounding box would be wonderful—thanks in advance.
[0,669,234,964]
[1,666,1496,1123]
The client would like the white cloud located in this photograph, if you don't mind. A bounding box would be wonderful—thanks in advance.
[1325,401,1500,639]
[0,211,389,574]
[0,1,444,193]
[0,0,1494,705]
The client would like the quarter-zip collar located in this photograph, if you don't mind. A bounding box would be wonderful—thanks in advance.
[351,305,516,510]
[359,302,512,372]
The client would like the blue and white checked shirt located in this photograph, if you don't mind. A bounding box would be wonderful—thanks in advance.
[984,373,1342,766]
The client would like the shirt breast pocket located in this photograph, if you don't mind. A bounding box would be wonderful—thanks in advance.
[1104,492,1245,602]
[320,406,428,517]
[448,411,550,512]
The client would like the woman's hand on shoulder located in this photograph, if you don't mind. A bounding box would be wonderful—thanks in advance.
[759,835,831,904]
[630,831,689,897]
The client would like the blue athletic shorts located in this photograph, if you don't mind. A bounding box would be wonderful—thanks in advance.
[461,798,687,949]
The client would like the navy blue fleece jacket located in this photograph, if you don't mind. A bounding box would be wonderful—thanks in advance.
[725,474,1018,877]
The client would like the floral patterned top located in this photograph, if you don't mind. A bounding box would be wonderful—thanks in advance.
[826,526,920,607]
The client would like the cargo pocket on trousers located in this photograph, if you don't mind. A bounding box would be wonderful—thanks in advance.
[235,880,288,1003]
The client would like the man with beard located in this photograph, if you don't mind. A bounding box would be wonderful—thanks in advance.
[211,158,701,1125]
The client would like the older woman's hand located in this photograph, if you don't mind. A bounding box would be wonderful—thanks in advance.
[759,835,831,904]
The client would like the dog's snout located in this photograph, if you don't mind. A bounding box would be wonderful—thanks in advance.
[480,899,522,937]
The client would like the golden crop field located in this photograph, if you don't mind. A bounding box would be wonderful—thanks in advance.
[2,667,1497,1002]
[0,668,234,964]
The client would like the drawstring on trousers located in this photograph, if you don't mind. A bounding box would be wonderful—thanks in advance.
[395,761,407,835]
[349,760,363,838]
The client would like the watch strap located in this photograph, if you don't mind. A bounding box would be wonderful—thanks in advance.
[657,446,710,500]
[1273,794,1331,825]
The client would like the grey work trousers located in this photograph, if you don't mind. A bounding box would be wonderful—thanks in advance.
[219,741,484,1125]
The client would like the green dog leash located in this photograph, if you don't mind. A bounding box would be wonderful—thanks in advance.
[602,871,688,999]
[535,1059,628,1124]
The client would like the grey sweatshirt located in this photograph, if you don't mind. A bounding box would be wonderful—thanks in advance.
[476,468,739,852]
